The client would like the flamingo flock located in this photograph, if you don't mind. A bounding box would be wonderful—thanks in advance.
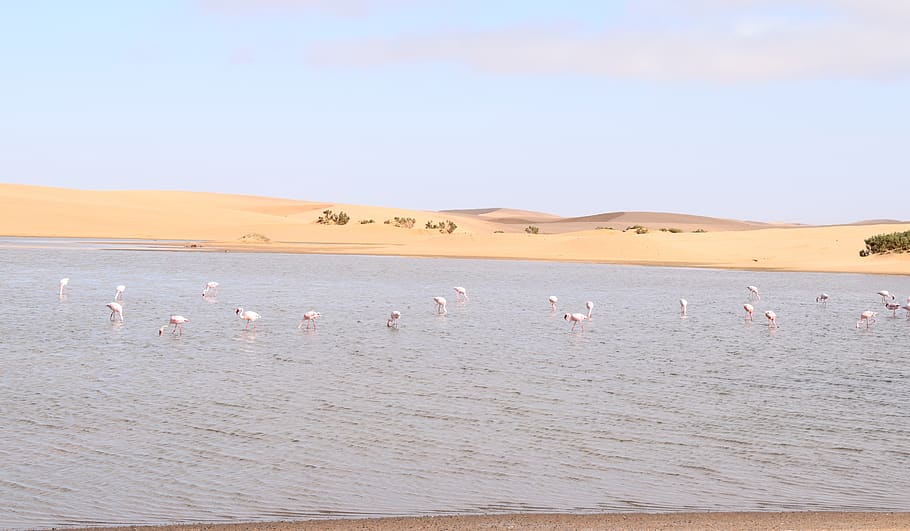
[58,275,910,337]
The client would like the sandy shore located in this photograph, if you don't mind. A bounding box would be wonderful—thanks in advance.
[72,512,910,530]
[2,183,909,275]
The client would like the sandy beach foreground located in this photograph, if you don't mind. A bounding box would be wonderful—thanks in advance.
[2,184,909,275]
[74,512,910,530]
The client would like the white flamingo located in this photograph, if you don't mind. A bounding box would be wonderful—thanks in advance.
[106,302,124,322]
[387,311,401,328]
[764,310,777,329]
[59,278,69,297]
[744,303,754,321]
[548,296,558,312]
[901,305,910,320]
[114,285,125,301]
[586,301,594,319]
[235,307,261,330]
[433,296,447,315]
[877,290,895,303]
[298,311,321,330]
[159,315,188,336]
[816,293,829,305]
[857,310,877,329]
[453,286,468,302]
[680,298,688,317]
[564,312,588,331]
[747,286,761,300]
[203,281,220,297]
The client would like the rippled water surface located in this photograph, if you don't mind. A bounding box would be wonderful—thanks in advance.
[2,239,909,529]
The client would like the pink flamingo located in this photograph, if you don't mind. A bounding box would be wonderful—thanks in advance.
[564,312,588,331]
[159,315,188,336]
[235,307,261,330]
[816,293,829,305]
[764,310,777,329]
[680,298,688,317]
[203,281,219,297]
[387,311,401,328]
[548,296,558,311]
[877,290,895,303]
[453,286,468,302]
[747,286,760,300]
[114,285,125,301]
[59,278,69,298]
[106,302,124,322]
[743,303,754,321]
[433,296,447,315]
[885,302,901,317]
[586,301,594,319]
[857,310,877,329]
[298,311,321,330]
[901,305,910,320]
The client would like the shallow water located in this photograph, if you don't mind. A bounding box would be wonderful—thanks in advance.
[1,239,909,529]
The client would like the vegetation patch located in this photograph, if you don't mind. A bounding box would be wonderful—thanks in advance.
[525,225,540,234]
[359,219,375,224]
[385,216,417,228]
[316,209,350,225]
[425,220,458,234]
[860,230,910,256]
[693,228,707,233]
[239,232,270,243]
[660,227,683,233]
[624,225,649,234]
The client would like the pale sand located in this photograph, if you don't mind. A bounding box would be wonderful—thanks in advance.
[2,184,908,274]
[71,512,910,530]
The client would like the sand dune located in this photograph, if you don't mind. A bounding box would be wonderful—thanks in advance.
[2,183,909,275]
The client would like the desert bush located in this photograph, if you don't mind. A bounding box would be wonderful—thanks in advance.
[693,228,707,233]
[359,219,375,224]
[494,230,504,234]
[525,225,540,234]
[595,226,614,230]
[391,216,416,228]
[861,230,910,255]
[635,226,649,234]
[660,227,683,233]
[425,220,458,234]
[316,209,350,225]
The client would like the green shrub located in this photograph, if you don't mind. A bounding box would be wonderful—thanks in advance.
[359,219,375,224]
[425,220,458,234]
[525,225,540,234]
[660,227,683,233]
[693,228,707,233]
[861,230,910,255]
[386,216,416,229]
[316,209,349,225]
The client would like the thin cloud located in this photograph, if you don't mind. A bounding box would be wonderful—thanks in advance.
[306,2,910,81]
[199,0,408,17]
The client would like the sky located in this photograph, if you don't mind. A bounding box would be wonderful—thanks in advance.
[2,0,909,224]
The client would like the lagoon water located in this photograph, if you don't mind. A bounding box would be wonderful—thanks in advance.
[1,239,909,529]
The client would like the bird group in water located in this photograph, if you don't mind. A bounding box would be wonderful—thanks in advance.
[58,277,909,336]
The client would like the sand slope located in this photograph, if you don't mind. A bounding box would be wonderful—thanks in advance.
[2,183,909,275]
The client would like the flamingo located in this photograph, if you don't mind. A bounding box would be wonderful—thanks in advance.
[203,281,219,297]
[548,296,558,311]
[159,315,188,336]
[680,298,688,317]
[877,290,895,303]
[235,307,261,330]
[744,303,754,321]
[747,286,761,300]
[114,285,125,301]
[298,311,321,330]
[885,302,901,317]
[857,310,877,329]
[764,310,777,329]
[453,286,468,302]
[433,296,447,315]
[387,311,401,328]
[816,293,829,305]
[106,302,124,322]
[585,301,594,319]
[564,312,588,331]
[59,278,69,297]
[901,305,910,320]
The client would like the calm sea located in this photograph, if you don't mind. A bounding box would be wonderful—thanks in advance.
[1,238,908,529]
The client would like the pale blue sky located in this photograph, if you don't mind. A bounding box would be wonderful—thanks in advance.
[2,1,908,224]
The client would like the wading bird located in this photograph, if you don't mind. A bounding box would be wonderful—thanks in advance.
[203,281,219,297]
[816,293,829,305]
[433,296,447,315]
[878,290,895,303]
[680,298,688,317]
[298,311,321,330]
[744,303,754,321]
[586,301,594,319]
[114,285,125,301]
[747,286,761,300]
[857,310,877,329]
[59,278,69,297]
[764,310,777,329]
[106,302,124,322]
[159,315,188,336]
[564,312,588,331]
[387,311,401,328]
[548,296,558,312]
[235,307,261,330]
[885,302,901,317]
[453,286,468,302]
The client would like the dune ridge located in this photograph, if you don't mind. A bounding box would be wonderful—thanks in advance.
[2,183,909,275]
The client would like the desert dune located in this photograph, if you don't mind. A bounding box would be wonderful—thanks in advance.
[2,183,908,275]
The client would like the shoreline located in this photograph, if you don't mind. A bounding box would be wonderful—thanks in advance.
[69,511,910,530]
